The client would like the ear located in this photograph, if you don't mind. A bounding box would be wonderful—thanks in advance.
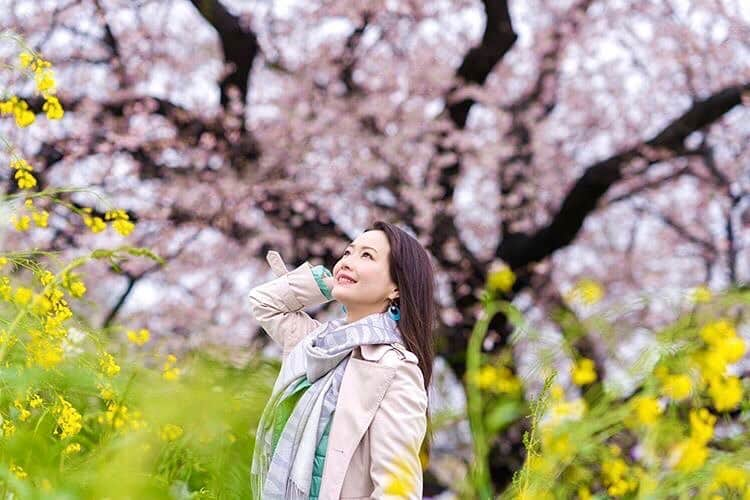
[390,289,399,301]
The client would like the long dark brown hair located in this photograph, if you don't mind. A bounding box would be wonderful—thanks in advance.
[366,220,437,457]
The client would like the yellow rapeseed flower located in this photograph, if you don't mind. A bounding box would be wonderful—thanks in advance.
[61,273,87,298]
[567,278,604,306]
[38,270,55,286]
[661,374,692,401]
[112,219,135,236]
[472,364,497,389]
[631,395,662,426]
[0,256,8,269]
[160,423,184,442]
[541,429,575,461]
[43,95,64,120]
[98,401,146,432]
[694,349,729,382]
[571,357,597,386]
[32,210,49,228]
[63,442,81,454]
[10,158,32,171]
[700,320,737,346]
[27,391,43,408]
[16,109,35,127]
[13,286,33,305]
[31,293,53,315]
[19,51,34,68]
[0,99,13,115]
[82,214,107,233]
[26,333,64,369]
[493,366,522,394]
[127,328,150,346]
[0,329,18,349]
[706,375,743,412]
[689,408,716,444]
[671,409,716,471]
[11,214,31,231]
[2,419,17,437]
[105,209,135,236]
[674,438,709,472]
[53,396,82,439]
[0,278,12,301]
[546,397,587,429]
[10,464,27,479]
[34,69,56,94]
[689,285,712,304]
[44,309,72,338]
[99,402,125,430]
[487,264,516,293]
[15,169,37,189]
[601,457,638,497]
[18,51,51,73]
[709,464,749,493]
[97,382,116,401]
[471,364,522,394]
[13,400,31,422]
[98,352,121,377]
[383,456,417,496]
[162,354,181,381]
[577,486,593,500]
[2,97,36,127]
[70,281,86,297]
[715,336,746,364]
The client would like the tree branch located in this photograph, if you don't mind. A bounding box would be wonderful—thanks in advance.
[448,0,518,128]
[498,81,750,268]
[188,0,260,110]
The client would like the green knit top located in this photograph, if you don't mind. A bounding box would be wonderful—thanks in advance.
[270,377,335,500]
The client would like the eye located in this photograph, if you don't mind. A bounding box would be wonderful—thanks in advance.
[342,249,373,259]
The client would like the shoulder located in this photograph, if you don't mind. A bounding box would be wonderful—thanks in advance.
[359,344,426,403]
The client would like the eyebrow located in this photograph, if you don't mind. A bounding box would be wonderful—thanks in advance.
[346,243,379,254]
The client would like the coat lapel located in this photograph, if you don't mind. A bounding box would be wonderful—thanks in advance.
[318,346,398,499]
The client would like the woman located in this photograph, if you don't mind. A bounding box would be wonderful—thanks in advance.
[248,221,436,499]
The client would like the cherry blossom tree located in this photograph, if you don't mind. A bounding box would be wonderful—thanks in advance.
[2,0,749,492]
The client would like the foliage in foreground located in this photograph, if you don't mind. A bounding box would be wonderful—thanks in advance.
[459,266,749,500]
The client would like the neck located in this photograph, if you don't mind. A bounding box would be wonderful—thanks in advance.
[342,305,386,325]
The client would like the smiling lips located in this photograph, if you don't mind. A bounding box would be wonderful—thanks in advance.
[336,274,357,285]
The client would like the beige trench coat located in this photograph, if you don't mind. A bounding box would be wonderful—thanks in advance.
[247,252,428,499]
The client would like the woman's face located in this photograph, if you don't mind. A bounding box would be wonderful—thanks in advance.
[331,230,399,310]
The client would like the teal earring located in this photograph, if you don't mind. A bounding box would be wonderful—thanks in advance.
[387,299,400,321]
[341,304,347,313]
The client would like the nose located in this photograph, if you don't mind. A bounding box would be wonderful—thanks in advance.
[337,255,353,274]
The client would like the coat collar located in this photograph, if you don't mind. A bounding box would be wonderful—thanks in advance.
[360,342,419,363]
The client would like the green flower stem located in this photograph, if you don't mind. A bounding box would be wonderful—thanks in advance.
[465,300,501,500]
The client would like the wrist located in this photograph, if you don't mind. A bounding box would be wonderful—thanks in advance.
[310,264,333,300]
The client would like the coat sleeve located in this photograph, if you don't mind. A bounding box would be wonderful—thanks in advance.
[247,260,334,361]
[369,361,428,499]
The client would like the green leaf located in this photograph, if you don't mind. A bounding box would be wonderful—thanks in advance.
[485,399,524,434]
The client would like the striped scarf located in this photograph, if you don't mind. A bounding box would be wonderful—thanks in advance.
[250,311,404,499]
